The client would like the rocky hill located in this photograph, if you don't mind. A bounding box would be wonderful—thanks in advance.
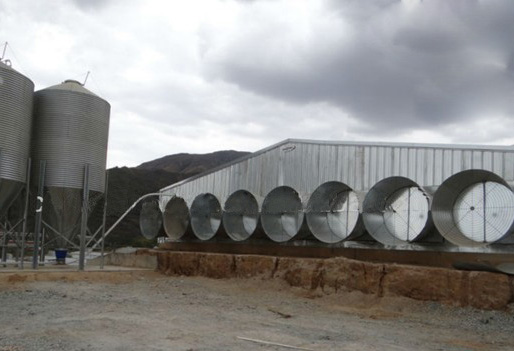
[137,150,250,175]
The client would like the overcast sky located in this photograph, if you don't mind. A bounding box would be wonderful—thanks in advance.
[1,0,513,167]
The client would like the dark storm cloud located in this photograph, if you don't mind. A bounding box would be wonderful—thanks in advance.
[207,0,514,134]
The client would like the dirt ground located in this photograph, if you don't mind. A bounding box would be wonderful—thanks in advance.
[0,270,513,351]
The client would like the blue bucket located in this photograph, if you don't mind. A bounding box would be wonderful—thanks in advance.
[55,249,68,264]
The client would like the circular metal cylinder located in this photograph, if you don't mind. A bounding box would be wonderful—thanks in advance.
[222,190,259,241]
[190,193,222,240]
[139,200,163,240]
[306,181,360,243]
[0,62,34,217]
[163,196,190,240]
[261,186,304,242]
[32,80,110,193]
[432,170,514,247]
[363,177,431,245]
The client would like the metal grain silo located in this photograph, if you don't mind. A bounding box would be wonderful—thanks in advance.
[32,80,110,242]
[432,170,514,247]
[0,61,34,218]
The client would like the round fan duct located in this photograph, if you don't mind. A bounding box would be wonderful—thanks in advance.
[190,193,222,240]
[163,196,190,240]
[222,190,259,241]
[306,181,360,243]
[261,186,304,242]
[432,170,514,247]
[362,177,431,245]
[139,199,163,239]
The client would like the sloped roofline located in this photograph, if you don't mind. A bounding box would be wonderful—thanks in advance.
[160,138,514,192]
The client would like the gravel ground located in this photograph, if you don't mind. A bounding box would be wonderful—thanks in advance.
[0,271,513,351]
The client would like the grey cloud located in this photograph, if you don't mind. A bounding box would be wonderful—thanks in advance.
[206,0,514,137]
[72,0,112,11]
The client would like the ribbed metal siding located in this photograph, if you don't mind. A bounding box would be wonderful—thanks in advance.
[160,140,514,208]
[0,62,34,182]
[32,81,110,192]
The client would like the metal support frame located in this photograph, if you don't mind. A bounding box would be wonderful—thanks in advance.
[41,220,81,249]
[0,157,32,269]
[1,220,7,265]
[26,165,108,269]
[20,158,31,269]
[32,160,46,269]
[78,164,90,271]
[0,219,24,267]
[0,157,113,269]
[100,171,109,269]
[39,228,45,263]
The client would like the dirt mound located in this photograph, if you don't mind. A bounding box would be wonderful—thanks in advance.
[155,251,514,310]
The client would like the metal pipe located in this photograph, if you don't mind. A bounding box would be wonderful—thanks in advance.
[305,181,361,243]
[20,158,31,269]
[162,196,191,241]
[1,42,7,61]
[261,186,307,243]
[190,193,222,240]
[222,190,259,241]
[85,225,103,247]
[362,177,432,245]
[32,160,46,269]
[100,171,109,269]
[78,164,90,271]
[1,220,7,265]
[91,193,161,250]
[39,228,45,263]
[432,169,514,247]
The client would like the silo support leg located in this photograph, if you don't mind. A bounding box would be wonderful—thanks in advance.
[100,171,109,269]
[32,160,46,270]
[20,158,31,269]
[78,164,90,271]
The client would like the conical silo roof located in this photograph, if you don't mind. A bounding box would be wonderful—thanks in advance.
[42,79,100,97]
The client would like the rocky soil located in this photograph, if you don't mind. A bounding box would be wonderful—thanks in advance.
[0,271,513,351]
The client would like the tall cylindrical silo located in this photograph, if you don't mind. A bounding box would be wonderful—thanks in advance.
[0,61,34,219]
[432,170,514,247]
[32,80,110,243]
[362,177,432,245]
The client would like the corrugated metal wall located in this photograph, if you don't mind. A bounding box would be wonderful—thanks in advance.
[160,139,514,208]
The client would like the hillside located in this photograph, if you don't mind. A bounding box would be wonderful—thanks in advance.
[137,150,250,175]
